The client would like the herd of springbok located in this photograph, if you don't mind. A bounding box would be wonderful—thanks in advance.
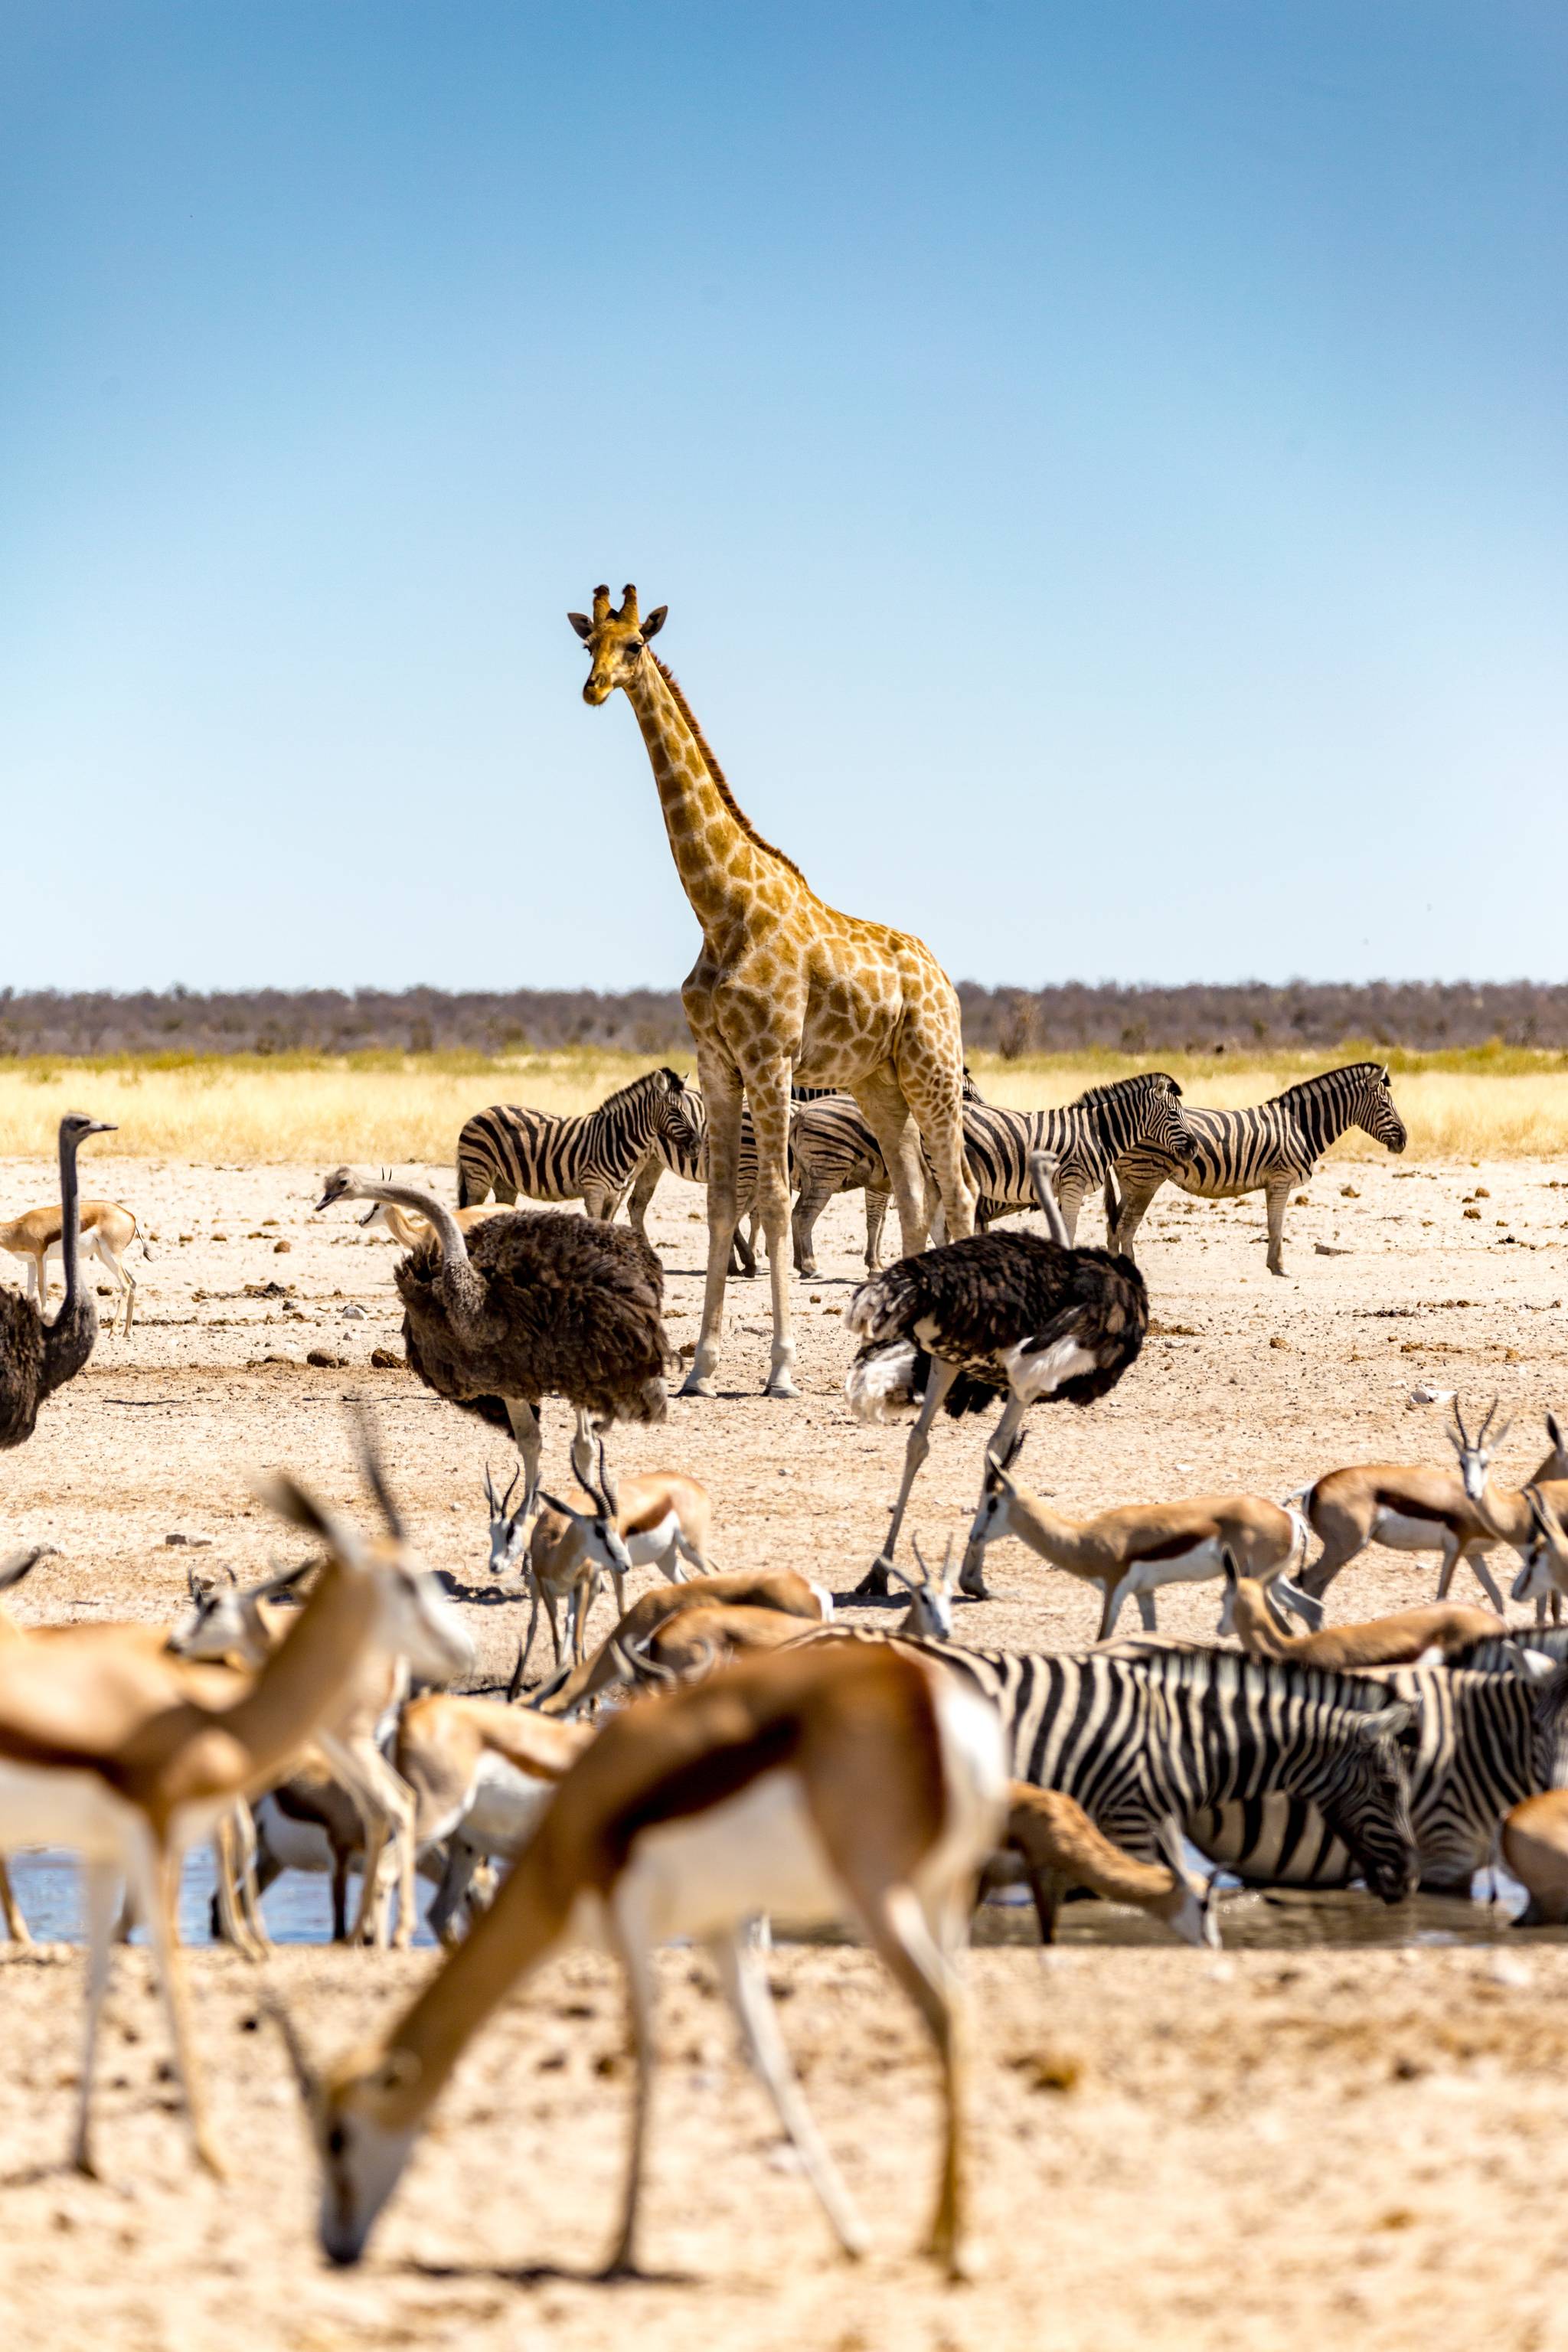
[4,1111,1568,2284]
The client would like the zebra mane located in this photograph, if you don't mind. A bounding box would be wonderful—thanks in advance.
[1271,1061,1390,1103]
[1125,1640,1403,1717]
[1070,1071,1182,1112]
[596,1066,687,1110]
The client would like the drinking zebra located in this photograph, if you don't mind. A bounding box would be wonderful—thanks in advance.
[1105,1633,1568,1893]
[455,1068,703,1220]
[935,1073,1192,1247]
[1103,1060,1407,1274]
[819,1632,1418,1904]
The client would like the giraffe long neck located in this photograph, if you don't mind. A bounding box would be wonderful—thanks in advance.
[621,655,782,934]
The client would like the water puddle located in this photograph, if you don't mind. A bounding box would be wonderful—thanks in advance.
[9,1852,1563,1953]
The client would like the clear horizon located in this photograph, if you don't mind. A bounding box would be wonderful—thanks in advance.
[4,4,1564,994]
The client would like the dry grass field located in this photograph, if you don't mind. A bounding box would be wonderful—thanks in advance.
[2,1044,1567,1163]
[2,1076,1568,2350]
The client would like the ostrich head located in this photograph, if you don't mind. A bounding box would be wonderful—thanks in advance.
[568,583,667,706]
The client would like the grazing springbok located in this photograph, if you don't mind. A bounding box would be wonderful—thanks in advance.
[978,1784,1219,1948]
[1217,1550,1505,1669]
[0,1454,470,2177]
[273,1637,1008,2278]
[959,1444,1319,1635]
[1296,1402,1568,1609]
[0,1195,148,1336]
[528,1565,834,1717]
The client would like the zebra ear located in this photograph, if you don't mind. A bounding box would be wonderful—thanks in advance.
[1354,1699,1416,1744]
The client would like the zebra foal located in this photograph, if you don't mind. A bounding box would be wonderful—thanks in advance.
[455,1067,702,1221]
[1106,1060,1407,1275]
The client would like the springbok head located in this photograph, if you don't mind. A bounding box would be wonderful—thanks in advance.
[1449,1395,1513,1510]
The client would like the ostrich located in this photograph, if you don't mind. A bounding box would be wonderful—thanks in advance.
[315,1170,671,1511]
[0,1112,116,1450]
[845,1153,1148,1600]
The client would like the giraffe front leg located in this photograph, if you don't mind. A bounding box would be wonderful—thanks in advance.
[744,1059,800,1398]
[684,1052,744,1397]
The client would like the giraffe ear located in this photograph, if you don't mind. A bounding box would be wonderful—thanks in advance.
[641,606,668,640]
[567,612,593,641]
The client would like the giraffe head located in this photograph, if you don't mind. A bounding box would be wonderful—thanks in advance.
[568,583,667,705]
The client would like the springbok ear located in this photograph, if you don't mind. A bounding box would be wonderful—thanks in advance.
[567,611,593,641]
[535,1491,578,1522]
[641,605,667,639]
[1220,1547,1240,1589]
[1547,1410,1564,1455]
[254,1474,338,1544]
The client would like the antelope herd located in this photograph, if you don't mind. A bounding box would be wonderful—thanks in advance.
[2,1070,1567,2288]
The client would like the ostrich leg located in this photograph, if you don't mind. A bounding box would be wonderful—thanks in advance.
[957,1393,1027,1600]
[854,1358,960,1597]
[504,1400,543,1519]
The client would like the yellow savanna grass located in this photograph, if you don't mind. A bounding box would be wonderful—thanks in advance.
[0,1047,1564,1165]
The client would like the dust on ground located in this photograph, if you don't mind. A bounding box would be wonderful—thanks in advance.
[2,1149,1567,2349]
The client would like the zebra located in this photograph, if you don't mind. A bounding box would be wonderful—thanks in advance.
[454,1068,703,1220]
[1105,1060,1408,1276]
[1108,1637,1568,1894]
[816,1632,1419,1903]
[935,1073,1191,1249]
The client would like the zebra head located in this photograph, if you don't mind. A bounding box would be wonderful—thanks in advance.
[655,1070,707,1160]
[1282,1692,1420,1904]
[1355,1063,1407,1154]
[1530,1654,1568,1789]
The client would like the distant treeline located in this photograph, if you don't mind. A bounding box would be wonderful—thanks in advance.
[4,981,1568,1059]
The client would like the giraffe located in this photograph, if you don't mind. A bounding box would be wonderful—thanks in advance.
[569,583,976,1401]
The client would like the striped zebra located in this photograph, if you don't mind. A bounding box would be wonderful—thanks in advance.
[1106,1060,1407,1276]
[938,1073,1191,1248]
[1107,1636,1568,1893]
[455,1068,703,1220]
[819,1632,1418,1903]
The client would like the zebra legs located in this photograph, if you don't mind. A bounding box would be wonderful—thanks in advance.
[1106,1175,1164,1256]
[855,1357,961,1596]
[1265,1179,1291,1276]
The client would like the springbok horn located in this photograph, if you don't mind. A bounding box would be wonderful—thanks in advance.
[507,1635,528,1705]
[595,1434,619,1518]
[1450,1397,1472,1452]
[264,1996,320,2100]
[354,1411,404,1540]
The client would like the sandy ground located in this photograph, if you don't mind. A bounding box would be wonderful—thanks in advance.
[3,1148,1568,2347]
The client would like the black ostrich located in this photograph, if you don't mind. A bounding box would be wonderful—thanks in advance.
[845,1154,1148,1600]
[0,1112,116,1450]
[316,1169,671,1510]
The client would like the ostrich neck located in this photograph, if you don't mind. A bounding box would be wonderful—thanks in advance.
[56,1126,83,1325]
[365,1180,483,1312]
[621,656,771,936]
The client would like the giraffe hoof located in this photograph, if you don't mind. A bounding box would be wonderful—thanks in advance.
[679,1370,717,1399]
[763,1377,802,1400]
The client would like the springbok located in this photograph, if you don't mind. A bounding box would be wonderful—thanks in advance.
[1296,1401,1568,1609]
[1217,1550,1505,1669]
[0,1197,148,1335]
[492,1455,716,1589]
[394,1694,593,1945]
[483,1455,635,1676]
[0,1449,469,2177]
[959,1445,1319,1637]
[529,1565,834,1718]
[979,1784,1219,1948]
[1512,1485,1568,1623]
[1499,1790,1568,1924]
[273,1636,1009,2278]
[167,1520,472,1950]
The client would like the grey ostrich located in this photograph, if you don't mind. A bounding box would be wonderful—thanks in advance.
[316,1169,671,1511]
[845,1154,1149,1600]
[0,1112,116,1450]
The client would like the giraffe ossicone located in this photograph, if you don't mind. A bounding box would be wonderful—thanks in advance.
[570,583,975,1399]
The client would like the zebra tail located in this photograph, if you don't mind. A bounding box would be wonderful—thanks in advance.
[1102,1171,1121,1236]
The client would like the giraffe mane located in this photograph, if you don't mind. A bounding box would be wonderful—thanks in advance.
[651,655,807,883]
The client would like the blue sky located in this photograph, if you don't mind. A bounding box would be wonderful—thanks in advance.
[2,3,1564,992]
